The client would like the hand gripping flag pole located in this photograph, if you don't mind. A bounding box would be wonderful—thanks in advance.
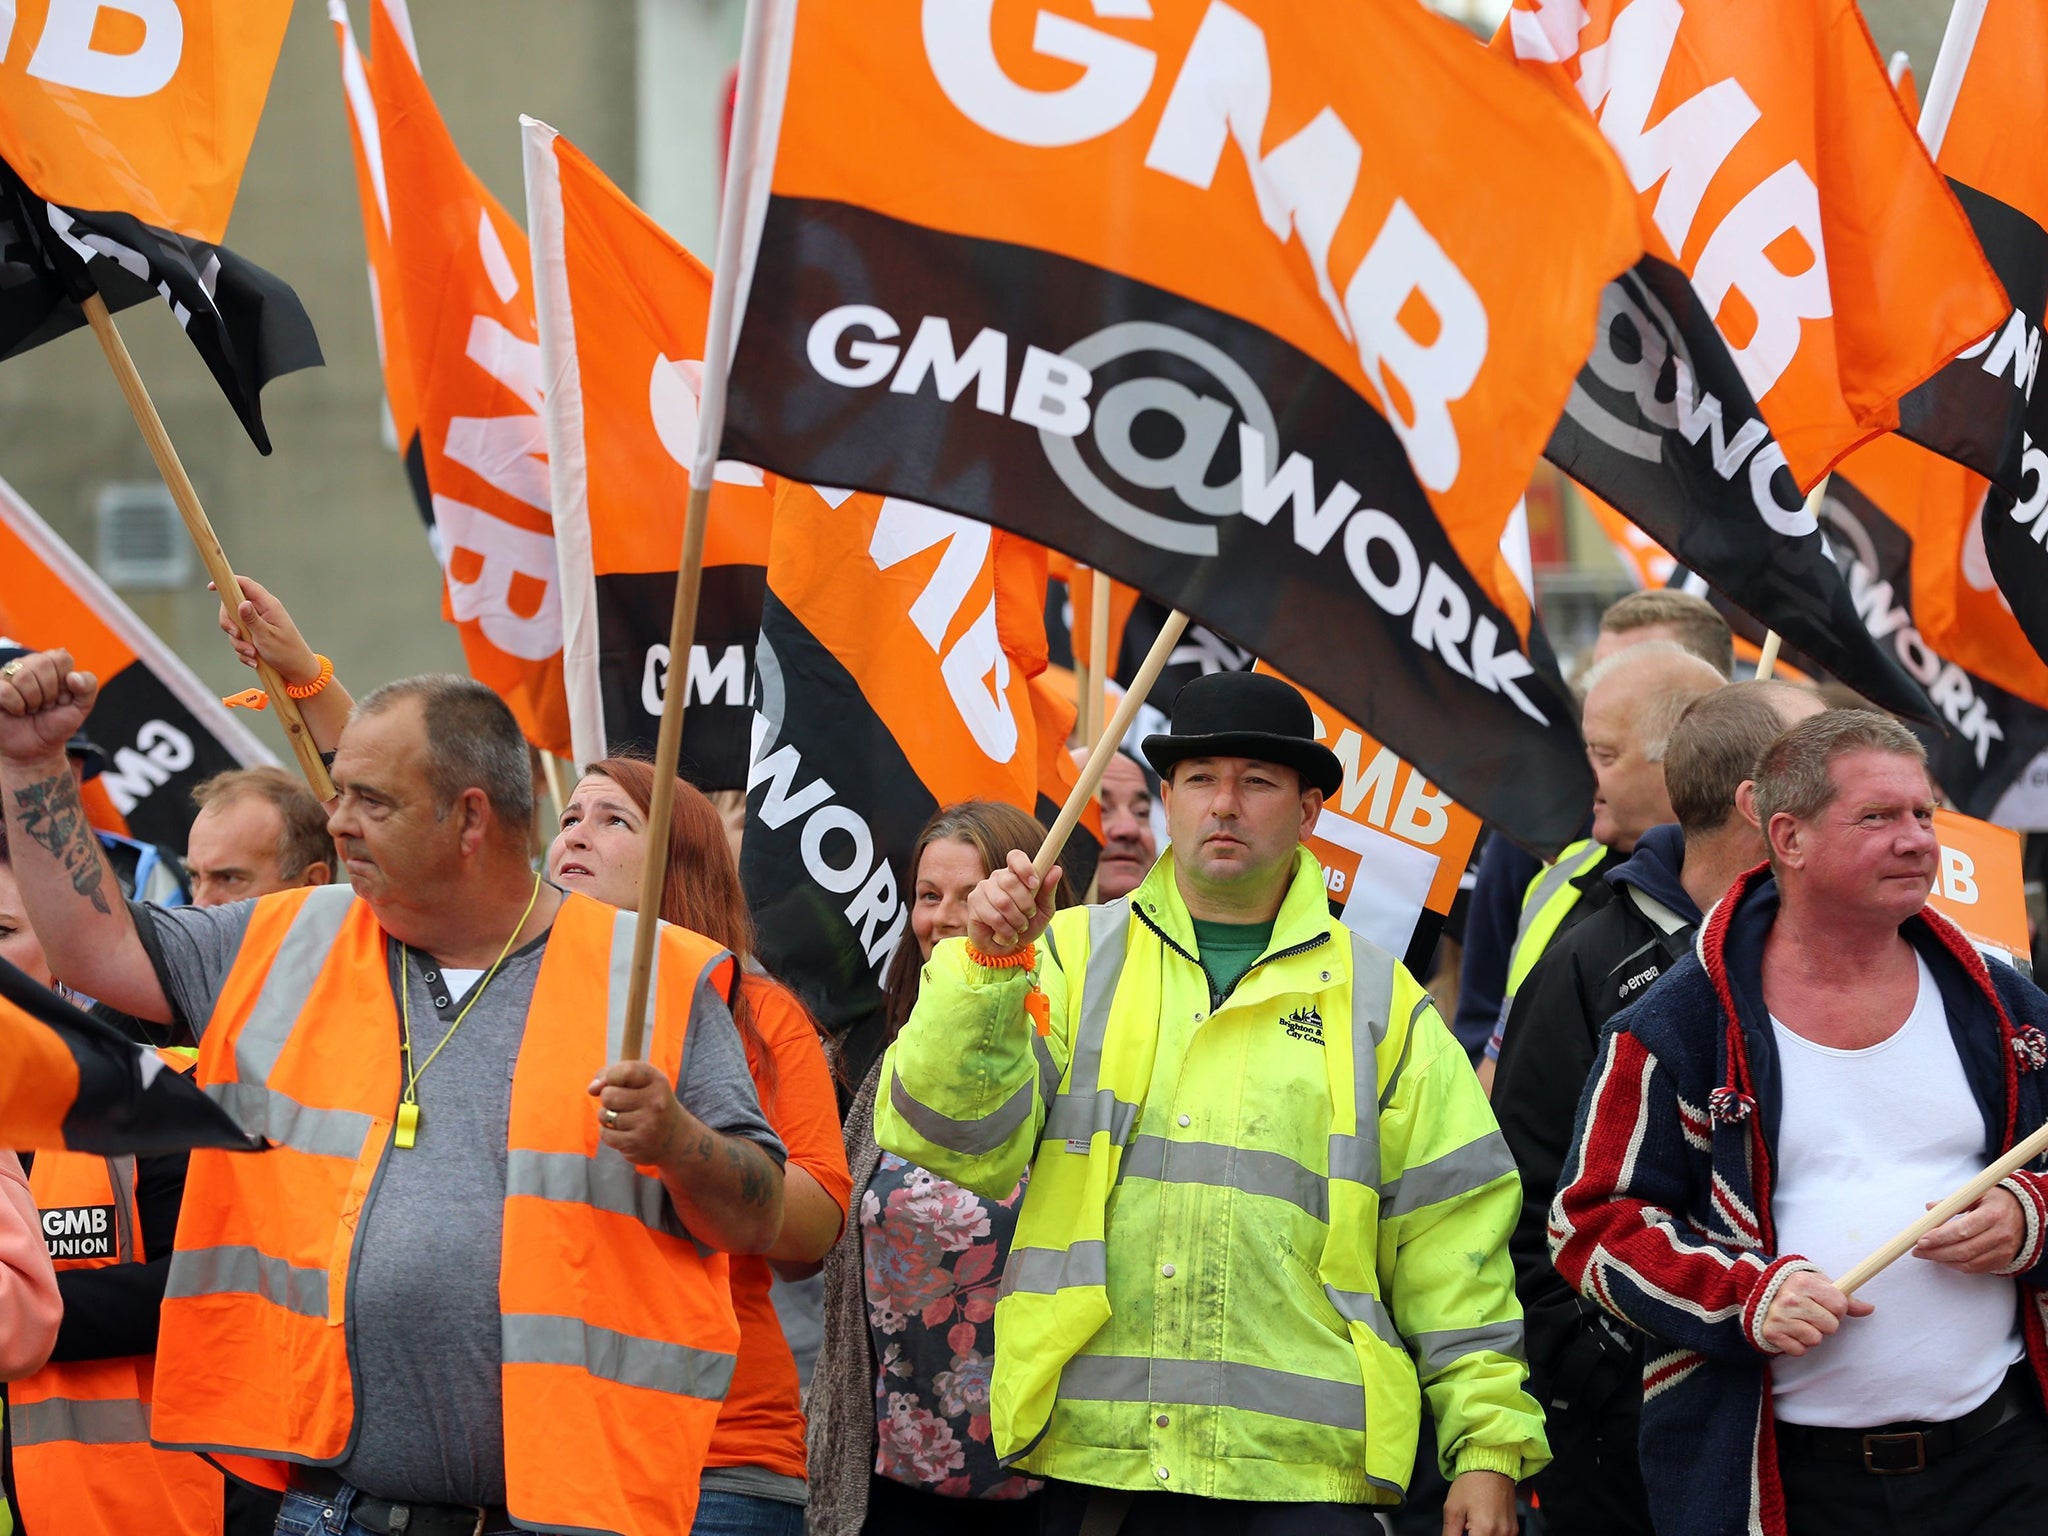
[617,0,780,1061]
[1835,1114,2048,1296]
[78,294,334,801]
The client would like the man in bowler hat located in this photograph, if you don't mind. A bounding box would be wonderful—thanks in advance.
[875,671,1543,1536]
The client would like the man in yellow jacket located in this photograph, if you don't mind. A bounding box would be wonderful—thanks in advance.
[877,672,1543,1536]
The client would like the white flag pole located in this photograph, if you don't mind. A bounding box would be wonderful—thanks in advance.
[618,0,783,1060]
[1918,0,1988,157]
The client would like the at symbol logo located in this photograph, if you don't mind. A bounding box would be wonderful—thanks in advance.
[1040,322,1278,558]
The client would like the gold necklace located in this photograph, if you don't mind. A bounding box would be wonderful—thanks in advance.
[393,875,543,1150]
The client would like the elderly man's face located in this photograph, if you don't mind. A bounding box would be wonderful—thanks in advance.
[1096,753,1157,899]
[1582,674,1676,855]
[324,700,461,909]
[1776,750,1939,924]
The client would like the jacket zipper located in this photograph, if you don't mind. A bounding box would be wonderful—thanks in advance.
[1133,904,1331,1011]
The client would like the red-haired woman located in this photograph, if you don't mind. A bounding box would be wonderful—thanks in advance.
[548,759,852,1536]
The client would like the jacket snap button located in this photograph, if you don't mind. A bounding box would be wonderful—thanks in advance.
[1161,1263,1176,1278]
[1177,1114,1191,1128]
[1193,1010,1205,1022]
[1155,1467,1170,1481]
[1320,970,1331,982]
[1156,1413,1171,1428]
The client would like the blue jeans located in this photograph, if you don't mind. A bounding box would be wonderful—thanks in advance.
[272,1486,521,1536]
[693,1489,806,1536]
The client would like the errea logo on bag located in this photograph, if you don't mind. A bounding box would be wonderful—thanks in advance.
[41,1204,115,1260]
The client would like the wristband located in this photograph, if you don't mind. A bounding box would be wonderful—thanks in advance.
[966,942,1036,971]
[284,655,334,700]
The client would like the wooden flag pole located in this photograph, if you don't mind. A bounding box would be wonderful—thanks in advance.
[1070,570,1092,750]
[617,0,777,1061]
[79,294,334,801]
[1035,609,1189,882]
[1085,566,1111,749]
[1836,1116,2048,1295]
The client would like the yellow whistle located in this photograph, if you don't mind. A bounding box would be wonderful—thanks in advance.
[395,1101,420,1150]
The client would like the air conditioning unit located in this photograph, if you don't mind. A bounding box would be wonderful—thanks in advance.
[94,481,191,591]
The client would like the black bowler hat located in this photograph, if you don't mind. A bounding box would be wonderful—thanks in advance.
[1142,671,1343,798]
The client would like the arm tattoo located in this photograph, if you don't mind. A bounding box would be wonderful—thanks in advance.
[722,1136,779,1209]
[12,772,111,916]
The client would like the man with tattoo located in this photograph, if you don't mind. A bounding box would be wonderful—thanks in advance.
[0,651,785,1536]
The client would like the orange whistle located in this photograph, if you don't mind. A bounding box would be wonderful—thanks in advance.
[1024,989,1051,1037]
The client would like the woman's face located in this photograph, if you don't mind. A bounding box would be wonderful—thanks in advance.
[0,863,51,988]
[546,774,646,911]
[911,837,989,961]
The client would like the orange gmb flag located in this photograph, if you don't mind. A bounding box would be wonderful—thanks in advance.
[723,0,1639,854]
[331,0,428,528]
[370,0,569,754]
[0,0,291,242]
[1502,0,2005,484]
[742,483,1094,1026]
[1254,662,1480,975]
[524,118,771,787]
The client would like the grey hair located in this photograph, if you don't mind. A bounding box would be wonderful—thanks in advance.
[352,674,533,831]
[1579,640,1727,763]
[1751,709,1927,830]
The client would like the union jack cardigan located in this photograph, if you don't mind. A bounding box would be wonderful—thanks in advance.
[1551,866,2048,1536]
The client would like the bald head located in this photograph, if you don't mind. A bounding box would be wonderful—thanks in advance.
[1580,642,1727,853]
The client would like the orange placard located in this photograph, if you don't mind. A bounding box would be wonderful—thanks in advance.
[1256,663,1481,959]
[0,0,292,242]
[1929,809,2030,960]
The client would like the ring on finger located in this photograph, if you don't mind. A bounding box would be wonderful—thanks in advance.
[0,659,20,680]
[602,1107,620,1128]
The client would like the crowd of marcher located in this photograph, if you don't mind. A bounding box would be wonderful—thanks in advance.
[0,578,2041,1536]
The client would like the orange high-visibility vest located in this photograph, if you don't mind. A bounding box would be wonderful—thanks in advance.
[150,886,744,1536]
[17,1131,223,1536]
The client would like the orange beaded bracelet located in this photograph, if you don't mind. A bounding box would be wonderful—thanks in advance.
[283,654,334,700]
[965,942,1036,971]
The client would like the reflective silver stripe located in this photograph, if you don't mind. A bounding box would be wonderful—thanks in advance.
[106,1153,137,1263]
[889,1071,1037,1157]
[1119,1135,1327,1221]
[234,886,356,1085]
[1031,1030,1062,1107]
[1511,839,1601,953]
[1057,1355,1365,1432]
[164,1243,327,1319]
[507,1148,681,1235]
[1042,1089,1139,1147]
[502,1312,735,1400]
[1328,933,1396,1192]
[206,1081,375,1159]
[1382,1132,1515,1219]
[1377,995,1432,1113]
[1322,1286,1405,1353]
[1407,1319,1525,1376]
[606,907,661,1065]
[999,1240,1107,1298]
[10,1394,150,1448]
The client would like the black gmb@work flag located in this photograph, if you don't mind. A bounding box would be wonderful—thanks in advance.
[0,960,257,1156]
[0,161,322,454]
[719,0,1643,856]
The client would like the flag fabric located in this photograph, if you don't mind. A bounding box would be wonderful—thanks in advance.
[1906,0,2048,681]
[0,162,322,454]
[1895,1,2044,503]
[1499,0,2007,720]
[525,118,771,785]
[330,0,431,530]
[0,474,277,850]
[1582,488,1678,591]
[1255,663,1482,977]
[1816,437,2048,818]
[0,0,293,246]
[368,0,571,755]
[0,960,258,1156]
[743,481,1096,1036]
[720,0,1642,855]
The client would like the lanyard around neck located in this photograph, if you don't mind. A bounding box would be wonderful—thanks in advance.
[393,875,542,1150]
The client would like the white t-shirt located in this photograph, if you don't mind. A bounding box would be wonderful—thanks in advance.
[1769,952,2022,1426]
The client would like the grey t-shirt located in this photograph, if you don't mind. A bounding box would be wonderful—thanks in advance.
[137,898,785,1507]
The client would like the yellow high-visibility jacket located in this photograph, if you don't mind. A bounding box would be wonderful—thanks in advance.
[876,848,1546,1504]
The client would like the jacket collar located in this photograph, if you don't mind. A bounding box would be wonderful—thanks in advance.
[1128,845,1337,970]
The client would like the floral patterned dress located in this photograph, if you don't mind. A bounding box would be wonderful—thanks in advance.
[860,1153,1042,1499]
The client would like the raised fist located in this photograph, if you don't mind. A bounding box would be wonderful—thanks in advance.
[0,650,99,767]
